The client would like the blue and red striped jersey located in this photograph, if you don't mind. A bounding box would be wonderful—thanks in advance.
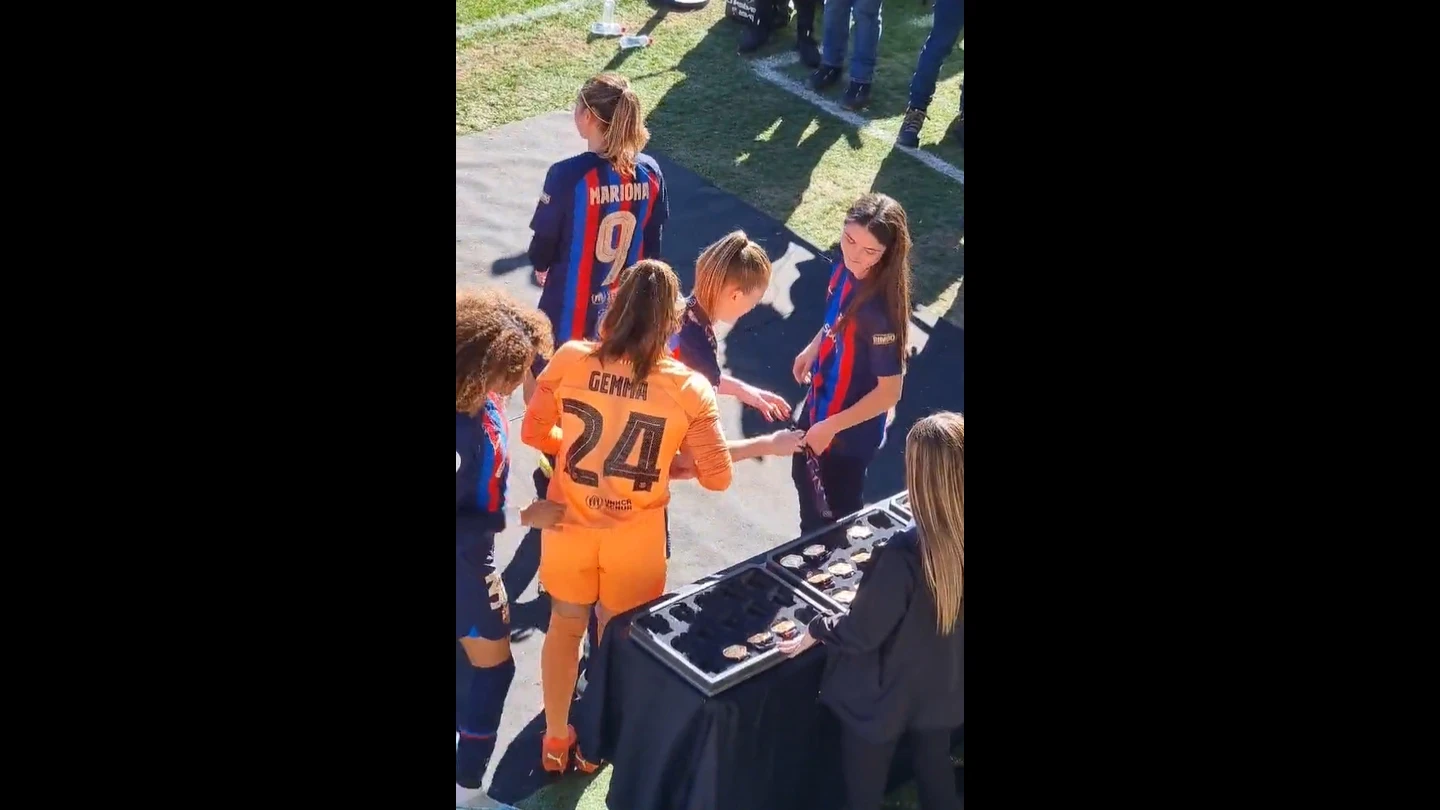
[799,261,903,459]
[456,394,510,539]
[668,296,722,388]
[528,152,669,345]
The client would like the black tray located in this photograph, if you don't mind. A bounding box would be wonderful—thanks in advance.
[629,565,837,697]
[885,491,913,525]
[765,505,909,614]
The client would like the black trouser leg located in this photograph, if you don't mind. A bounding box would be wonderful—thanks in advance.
[822,452,868,520]
[910,729,962,810]
[840,727,900,810]
[793,0,817,38]
[792,451,870,534]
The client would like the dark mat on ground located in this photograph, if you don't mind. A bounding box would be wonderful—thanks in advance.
[456,112,964,802]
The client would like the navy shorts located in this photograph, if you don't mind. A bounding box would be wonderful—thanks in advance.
[456,533,510,641]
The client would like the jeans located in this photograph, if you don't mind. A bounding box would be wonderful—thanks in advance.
[821,0,884,83]
[907,0,964,112]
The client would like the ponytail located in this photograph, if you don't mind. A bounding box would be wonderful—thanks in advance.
[579,73,650,178]
[593,260,683,380]
[694,231,772,317]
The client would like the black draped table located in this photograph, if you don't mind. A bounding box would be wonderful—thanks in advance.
[573,496,961,810]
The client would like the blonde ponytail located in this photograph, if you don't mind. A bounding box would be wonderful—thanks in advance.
[580,73,650,178]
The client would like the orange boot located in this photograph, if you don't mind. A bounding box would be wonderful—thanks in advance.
[541,725,577,773]
[573,743,602,774]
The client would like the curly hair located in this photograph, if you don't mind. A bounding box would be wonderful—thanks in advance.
[456,288,554,414]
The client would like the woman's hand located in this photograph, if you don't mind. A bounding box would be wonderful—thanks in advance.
[801,419,839,455]
[778,631,818,657]
[739,384,792,422]
[521,499,567,529]
[792,344,818,385]
[766,429,806,456]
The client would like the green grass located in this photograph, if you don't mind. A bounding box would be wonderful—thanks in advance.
[456,0,963,326]
[456,0,563,27]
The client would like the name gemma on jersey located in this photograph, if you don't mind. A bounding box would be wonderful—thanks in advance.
[589,370,649,401]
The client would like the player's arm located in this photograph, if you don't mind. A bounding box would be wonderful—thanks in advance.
[521,343,577,456]
[681,375,733,492]
[641,163,668,259]
[725,430,804,461]
[528,165,566,280]
[717,374,792,422]
[803,314,904,453]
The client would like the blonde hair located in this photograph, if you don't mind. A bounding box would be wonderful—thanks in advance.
[904,411,965,635]
[593,260,683,381]
[579,73,649,178]
[693,231,772,317]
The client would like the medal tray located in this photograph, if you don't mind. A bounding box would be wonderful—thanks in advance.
[885,491,913,524]
[765,503,909,614]
[630,565,838,697]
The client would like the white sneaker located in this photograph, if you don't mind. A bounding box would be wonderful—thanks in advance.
[455,782,518,809]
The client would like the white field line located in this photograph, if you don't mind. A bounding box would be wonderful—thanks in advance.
[455,0,588,40]
[752,52,964,185]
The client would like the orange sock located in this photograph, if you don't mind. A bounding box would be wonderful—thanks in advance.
[541,610,588,741]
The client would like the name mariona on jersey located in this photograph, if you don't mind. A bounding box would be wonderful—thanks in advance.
[588,370,649,401]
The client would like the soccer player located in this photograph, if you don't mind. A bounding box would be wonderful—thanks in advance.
[524,71,669,500]
[790,193,912,531]
[455,289,567,802]
[671,230,794,422]
[526,71,668,382]
[523,260,800,773]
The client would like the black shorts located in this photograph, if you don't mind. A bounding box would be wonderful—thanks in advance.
[456,534,510,641]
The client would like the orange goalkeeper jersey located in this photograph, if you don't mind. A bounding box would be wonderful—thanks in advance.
[522,340,734,533]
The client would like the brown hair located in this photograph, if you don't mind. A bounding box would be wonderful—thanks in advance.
[456,288,554,415]
[842,193,913,369]
[579,73,649,178]
[904,412,965,635]
[593,259,683,381]
[693,230,772,317]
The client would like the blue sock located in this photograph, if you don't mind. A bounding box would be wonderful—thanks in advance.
[456,657,515,789]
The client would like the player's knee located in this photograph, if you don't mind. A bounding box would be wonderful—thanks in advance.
[551,598,592,620]
[460,635,512,668]
[548,609,589,644]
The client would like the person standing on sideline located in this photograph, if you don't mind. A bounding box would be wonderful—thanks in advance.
[897,0,964,148]
[809,0,887,110]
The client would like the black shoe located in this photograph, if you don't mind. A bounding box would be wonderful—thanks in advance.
[948,116,964,147]
[796,35,821,67]
[738,25,769,53]
[841,80,872,110]
[897,106,926,147]
[809,65,842,91]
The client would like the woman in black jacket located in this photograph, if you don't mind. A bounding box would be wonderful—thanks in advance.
[779,411,965,810]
